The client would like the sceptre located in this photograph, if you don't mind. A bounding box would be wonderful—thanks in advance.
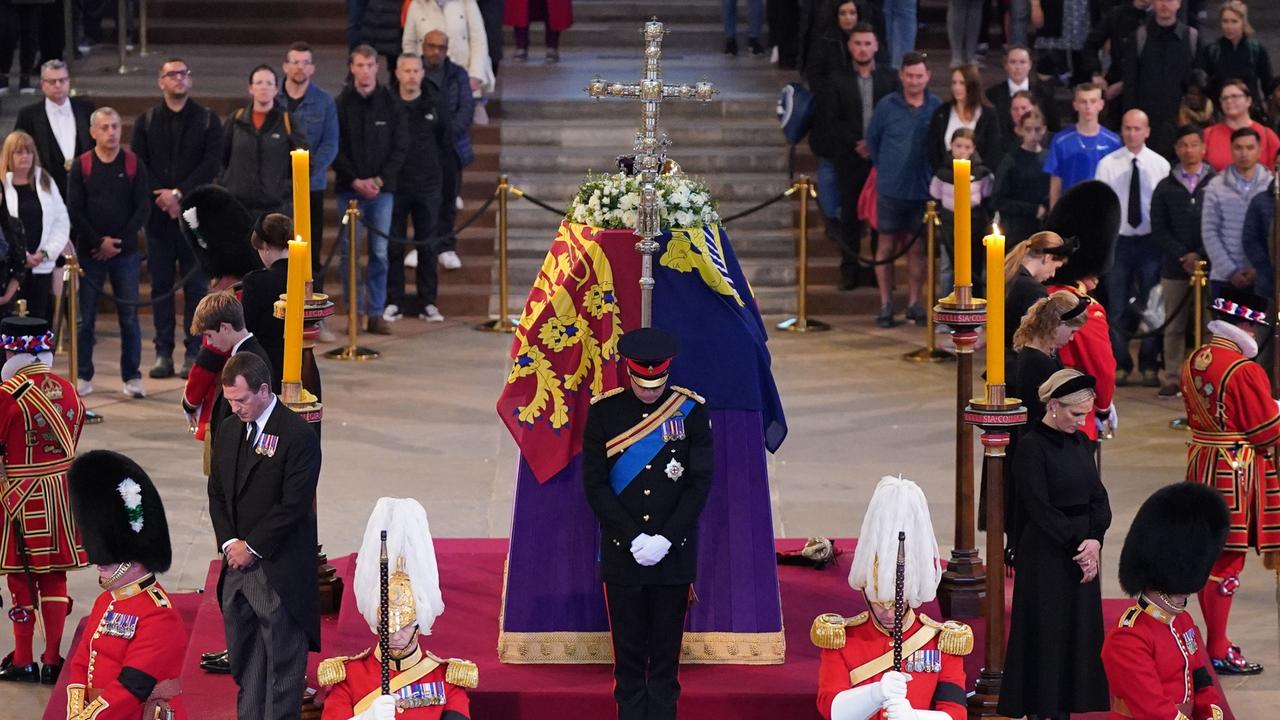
[379,530,390,696]
[893,531,906,671]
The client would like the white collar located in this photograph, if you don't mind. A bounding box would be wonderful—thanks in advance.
[248,395,277,435]
[1008,77,1030,93]
[44,98,71,115]
[1208,319,1259,358]
[0,353,52,381]
[230,332,255,356]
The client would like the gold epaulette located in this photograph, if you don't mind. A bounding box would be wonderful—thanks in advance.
[919,615,973,656]
[317,648,372,687]
[1118,604,1142,629]
[426,652,478,688]
[810,611,868,650]
[670,386,705,404]
[590,387,625,405]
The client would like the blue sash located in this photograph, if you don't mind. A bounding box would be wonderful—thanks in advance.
[609,397,695,495]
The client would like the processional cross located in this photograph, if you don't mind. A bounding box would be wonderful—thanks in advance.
[586,19,717,327]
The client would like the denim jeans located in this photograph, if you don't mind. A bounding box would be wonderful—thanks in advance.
[884,0,918,69]
[147,218,207,362]
[79,251,142,382]
[345,0,368,49]
[1009,0,1031,46]
[338,191,394,317]
[815,157,840,221]
[947,0,984,67]
[721,0,763,38]
[1102,234,1162,373]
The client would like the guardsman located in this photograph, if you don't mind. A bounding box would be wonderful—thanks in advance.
[581,327,713,720]
[319,497,477,720]
[65,450,186,719]
[812,476,972,720]
[1179,286,1278,674]
[0,316,86,684]
[1102,482,1229,720]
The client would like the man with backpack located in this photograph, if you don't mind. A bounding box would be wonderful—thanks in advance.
[66,107,151,399]
[1121,0,1199,160]
[131,58,223,381]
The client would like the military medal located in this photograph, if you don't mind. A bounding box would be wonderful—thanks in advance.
[665,458,684,481]
[255,433,279,457]
[396,680,447,709]
[661,414,686,442]
[101,611,138,639]
[1183,628,1198,654]
[906,648,940,673]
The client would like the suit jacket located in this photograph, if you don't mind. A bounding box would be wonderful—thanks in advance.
[13,97,95,196]
[808,64,898,160]
[208,335,274,444]
[208,399,322,649]
[581,386,713,585]
[984,78,1061,133]
[239,262,287,392]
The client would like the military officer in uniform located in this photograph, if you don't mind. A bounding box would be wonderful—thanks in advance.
[812,475,972,720]
[1102,482,1229,720]
[582,327,713,720]
[0,316,86,684]
[65,450,186,719]
[1179,287,1278,675]
[319,497,476,720]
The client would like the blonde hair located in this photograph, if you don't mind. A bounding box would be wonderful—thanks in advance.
[190,291,245,335]
[1219,1,1254,37]
[1013,291,1088,351]
[0,131,52,193]
[1004,231,1066,284]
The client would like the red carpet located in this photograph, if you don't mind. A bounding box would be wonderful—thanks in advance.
[47,539,1235,720]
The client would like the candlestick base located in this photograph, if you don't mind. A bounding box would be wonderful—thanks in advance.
[966,668,1004,719]
[938,548,986,618]
[776,316,830,332]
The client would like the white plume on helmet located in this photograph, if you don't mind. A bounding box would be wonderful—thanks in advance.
[354,497,444,636]
[847,475,943,608]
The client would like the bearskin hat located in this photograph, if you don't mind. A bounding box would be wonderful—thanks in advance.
[179,185,264,281]
[68,450,172,573]
[1046,180,1121,285]
[1117,483,1229,596]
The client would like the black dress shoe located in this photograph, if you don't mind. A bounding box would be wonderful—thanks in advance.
[149,356,175,379]
[200,654,232,674]
[0,661,40,682]
[200,649,228,663]
[1212,646,1263,675]
[748,37,765,56]
[724,38,738,56]
[41,659,62,685]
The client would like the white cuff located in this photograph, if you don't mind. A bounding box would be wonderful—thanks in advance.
[830,684,883,720]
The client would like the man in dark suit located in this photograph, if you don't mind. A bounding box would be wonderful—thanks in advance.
[13,60,94,197]
[208,352,319,720]
[582,328,713,720]
[807,24,898,290]
[985,45,1061,133]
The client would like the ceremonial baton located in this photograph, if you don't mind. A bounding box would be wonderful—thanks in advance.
[893,531,906,671]
[379,530,390,696]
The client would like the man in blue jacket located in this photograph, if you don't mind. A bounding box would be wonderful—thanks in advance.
[281,41,339,297]
[423,30,474,272]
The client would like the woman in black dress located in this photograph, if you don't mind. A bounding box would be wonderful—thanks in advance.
[1002,230,1075,372]
[999,369,1111,720]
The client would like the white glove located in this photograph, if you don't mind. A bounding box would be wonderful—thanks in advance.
[878,671,909,702]
[1106,403,1118,430]
[829,684,883,720]
[633,534,672,566]
[352,694,396,720]
[630,533,653,554]
[882,699,950,720]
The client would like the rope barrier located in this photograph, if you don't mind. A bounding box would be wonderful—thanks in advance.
[353,190,499,247]
[508,187,565,216]
[722,189,794,225]
[855,224,924,267]
[1111,285,1196,342]
[74,263,203,308]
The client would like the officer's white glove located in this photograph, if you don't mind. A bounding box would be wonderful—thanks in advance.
[1106,403,1118,430]
[829,672,906,720]
[633,534,672,566]
[882,697,951,720]
[630,534,653,554]
[351,694,396,720]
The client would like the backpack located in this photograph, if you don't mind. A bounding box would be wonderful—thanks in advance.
[233,107,294,136]
[79,149,138,183]
[1135,23,1198,60]
[777,82,816,146]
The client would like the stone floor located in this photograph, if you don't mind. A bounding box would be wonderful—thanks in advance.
[1,312,1277,716]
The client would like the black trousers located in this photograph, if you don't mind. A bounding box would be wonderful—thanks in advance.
[435,153,461,254]
[0,4,38,79]
[147,218,207,361]
[20,271,53,323]
[834,153,873,285]
[605,582,689,720]
[388,178,442,309]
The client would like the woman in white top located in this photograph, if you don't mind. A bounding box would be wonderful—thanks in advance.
[1,131,72,321]
[926,63,1002,171]
[402,0,495,96]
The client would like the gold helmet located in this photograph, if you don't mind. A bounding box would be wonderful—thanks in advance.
[354,498,444,636]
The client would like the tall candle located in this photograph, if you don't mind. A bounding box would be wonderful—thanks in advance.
[953,158,972,287]
[283,236,307,385]
[291,150,312,282]
[984,226,1006,389]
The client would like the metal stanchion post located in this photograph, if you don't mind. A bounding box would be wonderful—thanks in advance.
[325,201,380,361]
[63,0,73,64]
[64,254,103,423]
[476,176,516,333]
[139,0,149,56]
[904,201,956,362]
[777,176,829,332]
[1170,260,1208,430]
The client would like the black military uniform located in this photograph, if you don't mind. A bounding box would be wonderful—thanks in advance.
[582,328,713,720]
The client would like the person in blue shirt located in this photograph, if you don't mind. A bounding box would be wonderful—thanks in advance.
[1045,83,1122,208]
[866,51,942,328]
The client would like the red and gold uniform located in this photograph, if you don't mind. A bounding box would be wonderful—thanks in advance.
[1100,597,1224,720]
[65,574,186,720]
[319,641,475,719]
[812,610,972,720]
[1180,332,1280,660]
[1050,283,1116,442]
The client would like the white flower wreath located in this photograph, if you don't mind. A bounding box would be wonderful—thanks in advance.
[567,172,720,230]
[117,478,145,533]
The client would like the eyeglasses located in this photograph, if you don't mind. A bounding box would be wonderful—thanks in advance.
[161,69,191,80]
[285,59,313,67]
[41,77,70,85]
[1221,93,1247,102]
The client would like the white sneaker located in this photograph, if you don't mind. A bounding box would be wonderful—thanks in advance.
[421,304,445,322]
[404,249,419,268]
[123,379,146,398]
[316,319,337,342]
[455,196,464,210]
[383,304,402,322]
[76,379,94,396]
[438,251,462,270]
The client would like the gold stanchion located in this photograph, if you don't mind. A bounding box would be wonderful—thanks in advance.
[324,200,380,361]
[138,0,149,57]
[476,176,516,333]
[63,254,103,424]
[777,176,829,332]
[904,201,956,362]
[1170,260,1208,430]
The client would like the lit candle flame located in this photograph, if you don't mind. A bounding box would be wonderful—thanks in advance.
[992,222,1002,235]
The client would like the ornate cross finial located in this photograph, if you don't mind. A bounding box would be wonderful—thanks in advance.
[585,18,718,326]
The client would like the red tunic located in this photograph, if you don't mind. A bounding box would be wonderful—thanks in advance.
[815,612,968,720]
[321,641,472,720]
[0,362,87,572]
[1180,336,1280,554]
[1100,598,1225,720]
[180,338,230,442]
[65,574,188,720]
[1050,283,1116,442]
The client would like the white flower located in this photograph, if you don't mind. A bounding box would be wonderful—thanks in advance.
[181,207,199,229]
[674,210,695,228]
[117,478,145,533]
[621,210,639,227]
